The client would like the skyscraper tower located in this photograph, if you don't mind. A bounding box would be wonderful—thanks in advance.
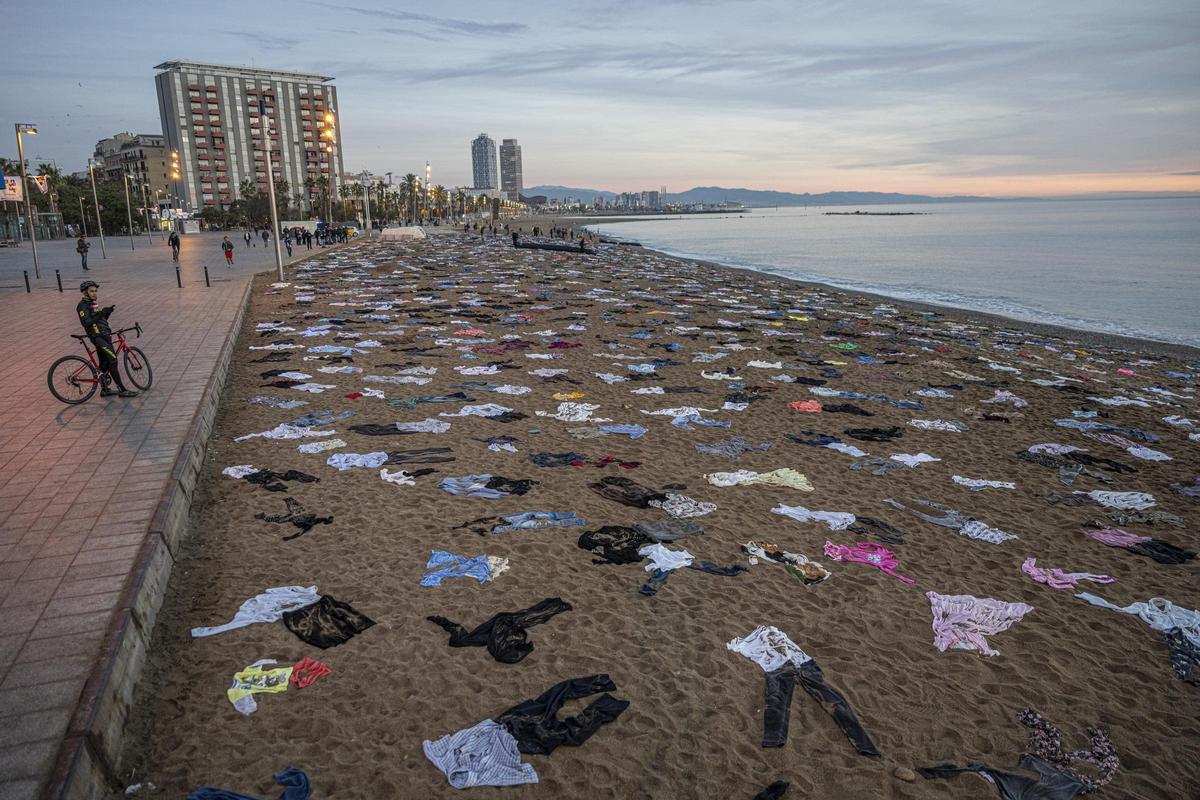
[471,133,498,190]
[499,138,523,200]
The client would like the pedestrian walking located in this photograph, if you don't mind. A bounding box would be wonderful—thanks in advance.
[222,236,235,267]
[76,234,91,271]
[284,235,293,258]
[244,230,253,248]
[262,229,270,246]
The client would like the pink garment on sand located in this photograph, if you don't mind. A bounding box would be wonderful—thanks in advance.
[926,591,1033,657]
[1021,558,1115,590]
[787,400,823,413]
[823,541,914,585]
[1087,528,1151,548]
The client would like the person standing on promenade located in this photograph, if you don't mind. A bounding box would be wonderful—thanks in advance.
[222,236,235,267]
[76,280,138,398]
[168,230,181,262]
[76,234,91,271]
[284,233,293,258]
[262,228,270,247]
[244,229,253,249]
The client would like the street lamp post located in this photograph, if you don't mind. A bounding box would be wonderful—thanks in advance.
[360,171,372,236]
[122,173,136,250]
[87,158,107,258]
[139,180,154,241]
[79,196,88,237]
[260,98,285,281]
[14,123,41,278]
[424,161,431,221]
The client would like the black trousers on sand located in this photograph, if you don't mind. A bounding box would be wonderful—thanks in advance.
[763,660,880,755]
[495,674,629,755]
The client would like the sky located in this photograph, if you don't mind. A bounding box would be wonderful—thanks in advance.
[2,0,1198,196]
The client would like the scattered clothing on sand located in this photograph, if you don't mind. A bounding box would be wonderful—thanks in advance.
[492,674,630,755]
[186,766,310,800]
[1084,527,1195,564]
[694,435,772,460]
[192,586,320,638]
[705,468,814,492]
[282,594,375,649]
[589,475,667,508]
[254,497,333,540]
[926,591,1034,657]
[422,551,509,586]
[440,474,538,499]
[1021,558,1115,589]
[919,708,1117,799]
[423,719,538,789]
[727,626,880,755]
[884,498,1017,544]
[742,542,831,584]
[952,475,1016,491]
[427,597,573,663]
[226,659,293,715]
[823,541,914,584]
[771,504,856,530]
[578,526,652,565]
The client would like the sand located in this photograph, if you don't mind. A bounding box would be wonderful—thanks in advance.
[117,233,1199,799]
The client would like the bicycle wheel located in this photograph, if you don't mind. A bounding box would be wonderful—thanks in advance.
[48,355,99,404]
[123,346,154,391]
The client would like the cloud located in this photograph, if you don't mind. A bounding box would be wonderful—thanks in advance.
[340,6,526,35]
[228,32,299,49]
[1170,170,1200,175]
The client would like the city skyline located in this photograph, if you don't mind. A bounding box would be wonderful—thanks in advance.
[1,0,1198,196]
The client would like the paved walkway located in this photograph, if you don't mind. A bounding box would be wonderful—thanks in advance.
[0,231,325,799]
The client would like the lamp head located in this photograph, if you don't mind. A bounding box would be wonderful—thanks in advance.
[17,123,38,135]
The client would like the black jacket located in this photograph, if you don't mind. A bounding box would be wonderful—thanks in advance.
[77,298,112,337]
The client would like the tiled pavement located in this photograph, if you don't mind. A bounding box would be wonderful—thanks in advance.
[0,232,324,799]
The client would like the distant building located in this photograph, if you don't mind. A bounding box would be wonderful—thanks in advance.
[154,60,345,213]
[471,133,498,190]
[499,138,523,200]
[93,133,171,203]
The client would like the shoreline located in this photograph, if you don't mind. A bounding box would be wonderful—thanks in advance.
[511,215,1200,361]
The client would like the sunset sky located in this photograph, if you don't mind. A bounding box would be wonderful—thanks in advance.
[3,0,1197,196]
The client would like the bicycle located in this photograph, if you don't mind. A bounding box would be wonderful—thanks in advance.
[47,323,154,404]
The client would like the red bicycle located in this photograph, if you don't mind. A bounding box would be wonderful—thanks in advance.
[47,323,154,404]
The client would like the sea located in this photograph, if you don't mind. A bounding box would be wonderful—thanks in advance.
[586,198,1200,348]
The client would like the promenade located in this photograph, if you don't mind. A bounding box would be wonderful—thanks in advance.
[0,231,318,799]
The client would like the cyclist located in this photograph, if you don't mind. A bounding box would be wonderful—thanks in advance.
[76,280,138,398]
[168,230,181,262]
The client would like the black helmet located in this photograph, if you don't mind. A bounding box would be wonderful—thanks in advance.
[79,280,99,293]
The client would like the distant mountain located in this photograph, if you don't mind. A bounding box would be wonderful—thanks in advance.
[526,185,616,201]
[526,184,994,206]
[666,186,995,206]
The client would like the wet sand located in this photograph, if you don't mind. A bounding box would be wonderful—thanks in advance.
[118,233,1198,799]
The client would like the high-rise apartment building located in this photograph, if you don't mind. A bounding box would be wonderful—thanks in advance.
[471,133,498,190]
[154,60,344,213]
[499,138,523,200]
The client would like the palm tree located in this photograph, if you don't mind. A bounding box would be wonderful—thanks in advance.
[400,174,419,222]
[454,188,466,218]
[431,185,447,218]
[314,175,330,221]
[303,176,316,214]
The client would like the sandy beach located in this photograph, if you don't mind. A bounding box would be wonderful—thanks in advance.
[117,232,1198,799]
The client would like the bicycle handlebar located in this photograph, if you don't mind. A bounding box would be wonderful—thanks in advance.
[114,323,142,339]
